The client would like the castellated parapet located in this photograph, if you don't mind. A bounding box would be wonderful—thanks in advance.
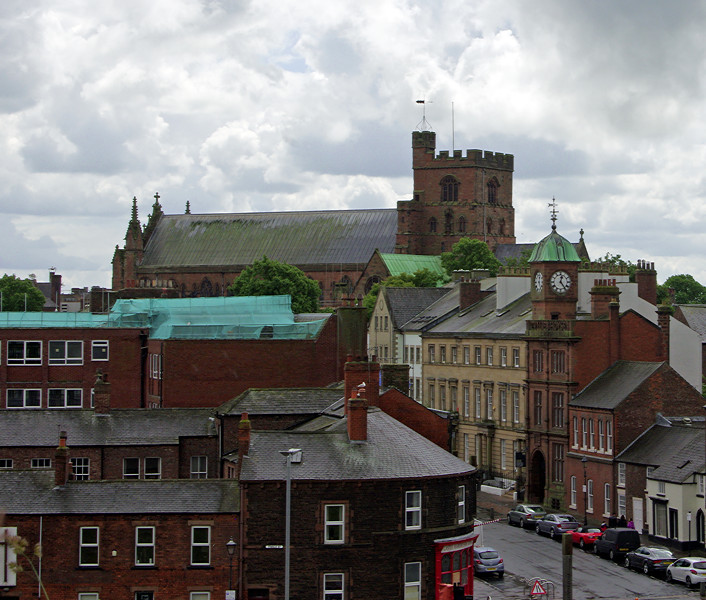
[412,130,514,171]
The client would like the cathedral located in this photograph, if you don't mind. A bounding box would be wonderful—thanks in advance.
[112,130,516,306]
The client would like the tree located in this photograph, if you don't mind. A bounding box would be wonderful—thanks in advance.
[503,248,533,268]
[440,238,501,276]
[657,274,706,305]
[0,275,45,311]
[228,256,320,313]
[592,252,637,282]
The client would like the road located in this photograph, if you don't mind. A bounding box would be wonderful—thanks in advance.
[472,519,698,600]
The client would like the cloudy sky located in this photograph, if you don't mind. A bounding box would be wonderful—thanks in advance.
[2,0,706,290]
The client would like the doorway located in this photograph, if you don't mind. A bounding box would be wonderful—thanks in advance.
[529,451,546,503]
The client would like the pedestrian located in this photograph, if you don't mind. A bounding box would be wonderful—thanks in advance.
[618,514,627,528]
[627,518,635,529]
[608,514,618,528]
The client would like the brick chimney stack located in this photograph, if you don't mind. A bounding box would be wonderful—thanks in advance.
[590,279,621,319]
[55,431,69,487]
[347,385,368,443]
[657,305,673,362]
[93,369,111,415]
[635,259,657,305]
[344,355,380,410]
[236,412,251,477]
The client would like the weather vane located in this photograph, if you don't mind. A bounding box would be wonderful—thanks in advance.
[416,99,433,130]
[548,198,558,230]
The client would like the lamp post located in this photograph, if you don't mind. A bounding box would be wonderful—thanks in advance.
[582,456,588,525]
[226,537,237,593]
[280,448,302,600]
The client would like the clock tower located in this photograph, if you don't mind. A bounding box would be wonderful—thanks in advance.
[529,208,581,320]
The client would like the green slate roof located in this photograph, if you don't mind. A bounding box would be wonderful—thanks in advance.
[140,209,398,268]
[379,253,445,278]
[529,229,582,263]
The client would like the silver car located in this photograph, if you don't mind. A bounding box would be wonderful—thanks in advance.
[473,546,504,577]
[507,504,547,528]
[535,514,580,539]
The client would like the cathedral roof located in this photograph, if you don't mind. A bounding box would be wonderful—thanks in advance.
[529,228,582,263]
[139,209,398,269]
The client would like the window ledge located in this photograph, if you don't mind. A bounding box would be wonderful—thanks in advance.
[188,565,214,570]
[133,565,158,570]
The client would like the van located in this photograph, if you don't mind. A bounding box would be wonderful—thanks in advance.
[594,528,641,561]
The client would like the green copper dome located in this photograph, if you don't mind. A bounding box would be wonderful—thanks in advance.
[529,228,581,263]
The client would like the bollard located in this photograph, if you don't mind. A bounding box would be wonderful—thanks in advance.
[489,507,495,520]
[700,581,706,599]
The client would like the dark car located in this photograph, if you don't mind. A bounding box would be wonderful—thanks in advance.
[624,546,675,575]
[535,514,580,539]
[594,528,642,561]
[507,504,547,528]
[473,546,504,577]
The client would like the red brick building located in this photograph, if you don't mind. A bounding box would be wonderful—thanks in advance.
[565,362,704,529]
[525,222,682,511]
[112,131,515,305]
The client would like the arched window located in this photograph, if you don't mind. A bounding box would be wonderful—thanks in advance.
[440,176,459,202]
[499,218,505,235]
[364,276,381,294]
[487,179,498,203]
[444,211,454,234]
[486,218,492,234]
[458,216,467,233]
[429,217,437,233]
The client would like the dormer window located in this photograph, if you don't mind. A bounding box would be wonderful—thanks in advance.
[440,176,459,202]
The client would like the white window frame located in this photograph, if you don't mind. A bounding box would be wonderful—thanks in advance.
[606,420,613,452]
[657,481,666,494]
[581,417,587,448]
[191,526,211,566]
[6,388,41,409]
[48,340,83,365]
[135,526,156,566]
[572,416,578,447]
[500,347,507,366]
[463,346,470,365]
[7,340,42,365]
[405,490,422,530]
[404,562,422,600]
[500,389,507,422]
[587,480,594,512]
[150,353,162,380]
[91,340,109,361]
[144,457,161,480]
[500,439,507,470]
[0,459,12,469]
[190,455,208,479]
[48,388,83,408]
[512,390,520,424]
[512,347,520,367]
[617,462,626,487]
[570,475,577,508]
[598,420,604,451]
[474,346,481,365]
[31,458,51,469]
[324,504,345,544]
[71,457,90,480]
[589,419,595,449]
[123,457,140,479]
[486,347,493,366]
[604,483,611,516]
[79,526,100,567]
[485,388,493,419]
[457,485,466,524]
[0,526,17,586]
[323,572,344,600]
[474,388,481,420]
[190,594,211,600]
[463,386,470,418]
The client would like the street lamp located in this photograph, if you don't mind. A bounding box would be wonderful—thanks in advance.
[280,448,302,600]
[582,456,588,525]
[226,537,237,592]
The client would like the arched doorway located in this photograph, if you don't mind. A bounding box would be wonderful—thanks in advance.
[529,451,546,504]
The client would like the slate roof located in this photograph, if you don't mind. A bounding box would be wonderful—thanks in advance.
[0,408,217,447]
[383,287,453,329]
[676,305,706,342]
[218,388,343,417]
[0,470,239,514]
[425,291,531,337]
[239,407,474,482]
[401,284,461,331]
[139,210,398,268]
[568,361,664,409]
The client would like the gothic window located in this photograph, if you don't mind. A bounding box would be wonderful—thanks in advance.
[364,276,381,294]
[499,218,506,235]
[458,216,466,233]
[444,211,454,234]
[200,278,213,297]
[487,179,498,204]
[429,217,437,233]
[440,176,459,202]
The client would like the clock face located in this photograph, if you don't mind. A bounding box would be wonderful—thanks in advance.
[550,270,572,294]
[534,271,543,292]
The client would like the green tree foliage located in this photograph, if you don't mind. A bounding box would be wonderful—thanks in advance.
[656,274,706,305]
[503,248,533,268]
[362,269,447,317]
[440,238,500,276]
[592,252,637,281]
[228,256,320,313]
[0,275,45,311]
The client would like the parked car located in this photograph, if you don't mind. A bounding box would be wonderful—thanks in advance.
[535,514,580,539]
[666,557,706,587]
[507,504,547,528]
[570,526,603,549]
[473,546,504,578]
[623,546,675,575]
[594,528,641,561]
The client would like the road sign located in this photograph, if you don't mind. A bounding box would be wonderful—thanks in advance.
[530,580,547,595]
